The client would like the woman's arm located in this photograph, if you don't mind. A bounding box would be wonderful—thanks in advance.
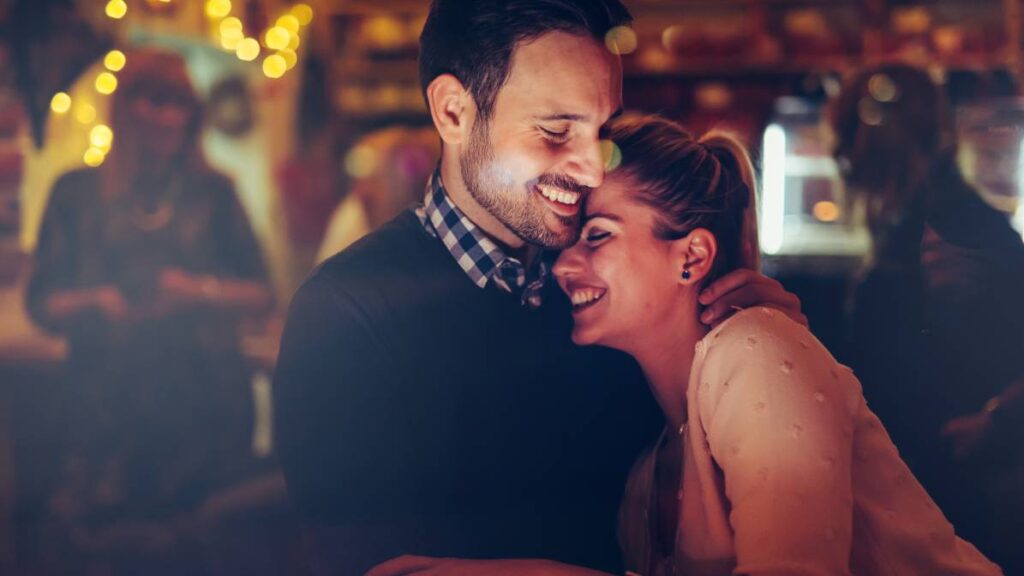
[700,310,857,576]
[365,555,612,576]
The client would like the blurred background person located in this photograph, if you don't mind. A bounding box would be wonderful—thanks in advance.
[23,48,273,573]
[315,125,438,264]
[830,62,1024,571]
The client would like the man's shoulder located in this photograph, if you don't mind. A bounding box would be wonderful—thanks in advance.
[315,210,441,282]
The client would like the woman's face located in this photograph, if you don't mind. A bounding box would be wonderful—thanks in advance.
[553,173,682,350]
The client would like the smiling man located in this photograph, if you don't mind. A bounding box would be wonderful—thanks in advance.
[273,1,803,573]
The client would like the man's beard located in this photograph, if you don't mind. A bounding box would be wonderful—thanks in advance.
[460,119,581,249]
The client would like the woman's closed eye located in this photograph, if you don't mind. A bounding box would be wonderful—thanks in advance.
[585,230,612,245]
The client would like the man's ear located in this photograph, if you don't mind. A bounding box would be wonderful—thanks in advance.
[425,74,476,147]
[674,228,718,285]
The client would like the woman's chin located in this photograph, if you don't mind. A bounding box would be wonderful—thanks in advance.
[570,326,600,347]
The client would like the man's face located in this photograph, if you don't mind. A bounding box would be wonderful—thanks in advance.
[460,31,623,249]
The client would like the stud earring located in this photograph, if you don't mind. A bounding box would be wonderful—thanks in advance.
[681,269,692,280]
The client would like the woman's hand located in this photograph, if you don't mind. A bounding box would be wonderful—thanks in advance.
[365,555,610,576]
[698,268,806,328]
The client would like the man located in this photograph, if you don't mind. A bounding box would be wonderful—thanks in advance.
[274,1,804,573]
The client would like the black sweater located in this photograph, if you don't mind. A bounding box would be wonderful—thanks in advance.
[274,210,662,573]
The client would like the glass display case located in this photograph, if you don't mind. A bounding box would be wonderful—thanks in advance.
[759,97,870,273]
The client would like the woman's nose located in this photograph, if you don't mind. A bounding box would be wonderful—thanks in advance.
[553,243,585,281]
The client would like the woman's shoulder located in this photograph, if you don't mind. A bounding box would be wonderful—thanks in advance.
[702,306,817,356]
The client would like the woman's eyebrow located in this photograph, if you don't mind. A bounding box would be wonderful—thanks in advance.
[584,212,623,222]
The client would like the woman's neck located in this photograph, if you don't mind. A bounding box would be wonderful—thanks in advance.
[630,300,708,432]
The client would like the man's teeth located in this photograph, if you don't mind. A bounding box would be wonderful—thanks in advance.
[571,288,606,307]
[538,184,580,205]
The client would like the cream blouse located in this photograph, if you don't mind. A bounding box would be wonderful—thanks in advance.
[619,307,1002,576]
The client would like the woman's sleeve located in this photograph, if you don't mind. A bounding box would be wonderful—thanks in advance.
[25,178,77,333]
[699,310,860,576]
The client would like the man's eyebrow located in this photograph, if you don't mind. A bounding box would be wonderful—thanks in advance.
[584,211,623,222]
[535,113,588,122]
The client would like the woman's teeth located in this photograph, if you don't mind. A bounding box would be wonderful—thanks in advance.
[571,288,606,307]
[538,184,580,205]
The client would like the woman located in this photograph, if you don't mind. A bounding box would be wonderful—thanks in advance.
[369,115,1000,575]
[26,49,272,561]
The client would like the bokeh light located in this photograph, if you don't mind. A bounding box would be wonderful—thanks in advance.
[601,140,622,172]
[104,50,127,72]
[279,49,298,70]
[263,54,287,79]
[813,201,841,222]
[345,145,379,178]
[287,32,301,51]
[105,0,127,19]
[236,38,261,61]
[291,4,313,26]
[276,14,300,34]
[90,125,114,150]
[605,26,638,55]
[264,26,291,50]
[50,92,72,114]
[95,72,118,95]
[219,16,243,35]
[74,103,97,124]
[205,0,232,19]
[83,147,106,167]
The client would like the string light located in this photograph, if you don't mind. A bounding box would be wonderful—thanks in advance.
[263,54,287,79]
[105,0,127,19]
[236,38,260,61]
[104,50,127,72]
[264,26,291,50]
[205,0,232,19]
[95,72,118,95]
[291,4,313,26]
[275,14,300,34]
[279,49,298,70]
[83,147,106,167]
[50,93,72,114]
[90,125,114,150]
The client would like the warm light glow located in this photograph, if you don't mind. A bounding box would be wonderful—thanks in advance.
[74,103,97,124]
[83,147,106,167]
[205,0,232,19]
[287,32,301,51]
[236,38,260,61]
[291,4,313,26]
[345,145,379,178]
[279,49,298,70]
[604,26,638,55]
[105,0,127,19]
[813,200,841,222]
[264,26,291,50]
[220,29,243,50]
[90,125,114,150]
[276,14,300,34]
[219,16,243,34]
[104,50,127,72]
[263,54,287,78]
[761,124,787,255]
[50,93,72,114]
[601,140,622,172]
[95,72,118,95]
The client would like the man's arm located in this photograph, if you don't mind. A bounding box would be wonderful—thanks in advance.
[274,273,403,572]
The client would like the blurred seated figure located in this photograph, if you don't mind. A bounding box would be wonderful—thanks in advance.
[830,63,1024,572]
[24,48,272,572]
[316,126,438,263]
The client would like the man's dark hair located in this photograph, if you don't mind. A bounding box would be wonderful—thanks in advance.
[419,0,632,119]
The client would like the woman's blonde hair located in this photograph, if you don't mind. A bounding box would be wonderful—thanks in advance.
[606,115,761,280]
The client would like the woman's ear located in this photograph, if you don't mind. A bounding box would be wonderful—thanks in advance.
[674,228,718,285]
[425,74,475,147]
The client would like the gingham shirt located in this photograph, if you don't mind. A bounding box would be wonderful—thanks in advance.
[415,170,553,308]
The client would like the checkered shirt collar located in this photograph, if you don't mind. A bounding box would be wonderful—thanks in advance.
[416,170,553,307]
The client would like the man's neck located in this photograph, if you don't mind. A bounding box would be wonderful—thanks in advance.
[439,159,534,259]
